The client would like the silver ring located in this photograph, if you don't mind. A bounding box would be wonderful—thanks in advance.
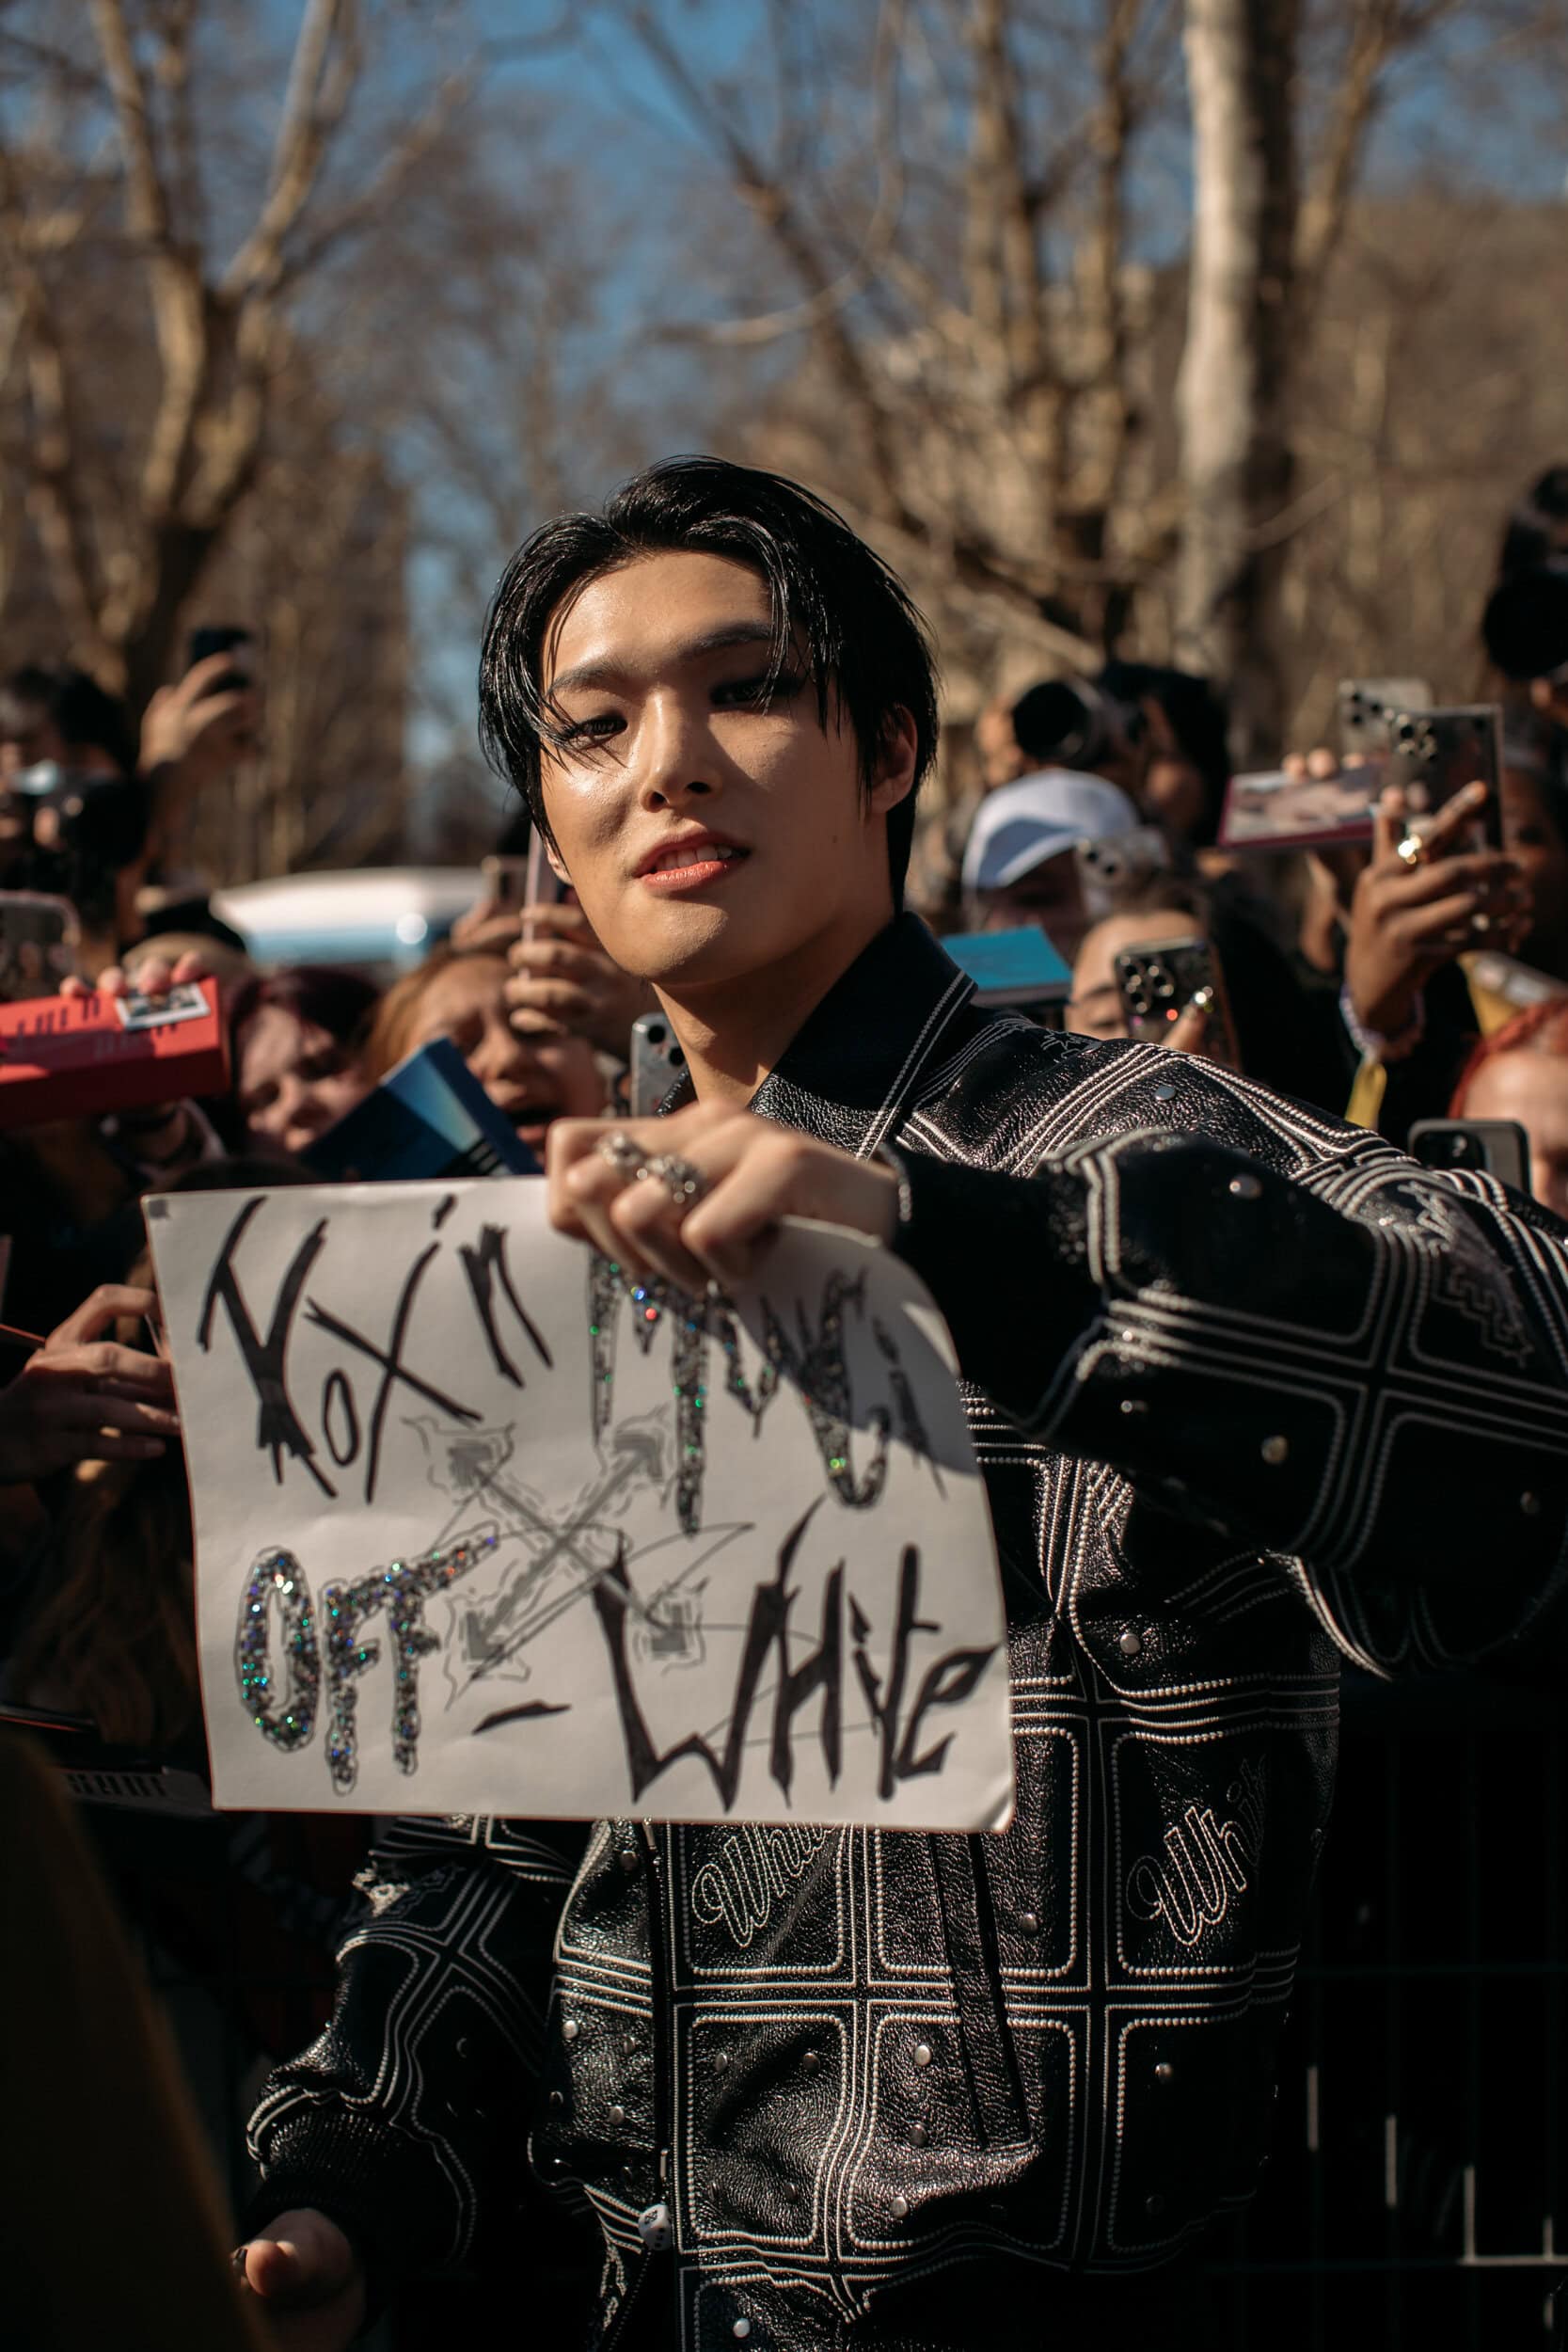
[596,1130,647,1180]
[1395,834,1426,870]
[644,1152,709,1207]
[1470,911,1494,934]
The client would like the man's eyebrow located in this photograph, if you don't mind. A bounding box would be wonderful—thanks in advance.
[550,621,779,699]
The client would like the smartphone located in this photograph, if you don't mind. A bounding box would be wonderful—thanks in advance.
[1408,1117,1529,1194]
[186,624,253,698]
[1385,705,1504,850]
[630,1011,687,1117]
[1337,677,1432,763]
[0,891,78,1001]
[1218,765,1384,853]
[1114,935,1238,1062]
[480,854,531,913]
[1074,825,1168,925]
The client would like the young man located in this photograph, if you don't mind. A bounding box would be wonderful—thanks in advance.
[239,459,1568,2351]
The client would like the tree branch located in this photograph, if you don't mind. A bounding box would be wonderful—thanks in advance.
[625,0,911,514]
[273,62,477,291]
[223,0,360,302]
[0,140,105,660]
[1294,0,1465,326]
[87,0,171,246]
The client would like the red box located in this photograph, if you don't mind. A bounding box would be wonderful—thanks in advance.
[0,980,229,1128]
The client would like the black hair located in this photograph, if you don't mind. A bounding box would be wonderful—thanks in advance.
[1100,660,1231,848]
[0,663,137,777]
[477,455,940,906]
[1500,708,1568,856]
[1496,465,1568,585]
[229,963,381,1068]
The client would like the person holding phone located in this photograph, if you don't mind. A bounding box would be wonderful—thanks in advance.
[136,633,261,878]
[237,460,1568,2352]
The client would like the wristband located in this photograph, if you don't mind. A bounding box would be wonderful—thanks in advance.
[1338,982,1425,1065]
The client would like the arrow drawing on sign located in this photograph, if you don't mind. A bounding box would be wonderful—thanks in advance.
[406,1410,740,1689]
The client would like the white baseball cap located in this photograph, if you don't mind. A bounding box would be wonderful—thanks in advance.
[961,770,1143,895]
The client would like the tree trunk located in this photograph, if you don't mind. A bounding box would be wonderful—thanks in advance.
[1174,0,1298,765]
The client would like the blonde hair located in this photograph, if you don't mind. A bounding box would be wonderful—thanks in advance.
[361,944,508,1082]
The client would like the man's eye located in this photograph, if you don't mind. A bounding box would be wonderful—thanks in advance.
[561,712,622,747]
[714,671,799,708]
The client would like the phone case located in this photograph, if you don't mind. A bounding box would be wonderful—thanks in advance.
[0,980,228,1127]
[630,1013,688,1118]
[1384,706,1503,849]
[1337,677,1432,761]
[1407,1118,1529,1195]
[1112,937,1239,1067]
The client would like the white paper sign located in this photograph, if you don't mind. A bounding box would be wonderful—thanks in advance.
[148,1181,1013,1831]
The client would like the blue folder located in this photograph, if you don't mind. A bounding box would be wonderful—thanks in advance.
[304,1037,540,1182]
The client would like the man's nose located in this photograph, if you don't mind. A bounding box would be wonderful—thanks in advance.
[637,691,721,808]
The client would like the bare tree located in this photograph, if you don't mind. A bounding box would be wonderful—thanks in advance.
[0,0,472,709]
[617,0,1181,701]
[1174,0,1482,758]
[1173,0,1298,762]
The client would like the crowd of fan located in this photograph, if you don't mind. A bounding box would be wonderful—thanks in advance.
[3,460,1568,2335]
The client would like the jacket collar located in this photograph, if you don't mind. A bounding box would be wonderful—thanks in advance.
[740,914,976,1159]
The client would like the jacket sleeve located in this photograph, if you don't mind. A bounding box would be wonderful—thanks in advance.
[245,1817,585,2296]
[887,1072,1568,1674]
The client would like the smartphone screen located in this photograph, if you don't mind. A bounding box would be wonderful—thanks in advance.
[186,626,254,699]
[0,891,78,1001]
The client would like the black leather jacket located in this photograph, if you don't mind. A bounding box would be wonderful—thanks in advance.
[250,916,1568,2349]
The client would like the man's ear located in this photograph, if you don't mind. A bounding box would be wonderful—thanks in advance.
[866,707,920,818]
[543,838,572,885]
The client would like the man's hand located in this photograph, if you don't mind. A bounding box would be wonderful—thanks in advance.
[140,652,260,786]
[507,902,657,1059]
[547,1102,899,1293]
[1344,782,1528,1042]
[0,1284,179,1482]
[236,2210,365,2352]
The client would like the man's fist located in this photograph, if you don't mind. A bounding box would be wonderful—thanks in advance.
[235,2209,365,2351]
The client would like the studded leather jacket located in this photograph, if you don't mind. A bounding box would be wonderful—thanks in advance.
[249,916,1568,2350]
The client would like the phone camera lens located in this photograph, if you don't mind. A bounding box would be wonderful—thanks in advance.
[646,1024,666,1044]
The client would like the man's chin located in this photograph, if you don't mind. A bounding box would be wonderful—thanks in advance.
[625,913,778,996]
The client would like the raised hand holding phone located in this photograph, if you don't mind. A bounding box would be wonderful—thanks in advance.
[1344,780,1528,1045]
[506,898,657,1058]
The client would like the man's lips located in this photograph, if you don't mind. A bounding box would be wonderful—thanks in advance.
[634,831,751,888]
